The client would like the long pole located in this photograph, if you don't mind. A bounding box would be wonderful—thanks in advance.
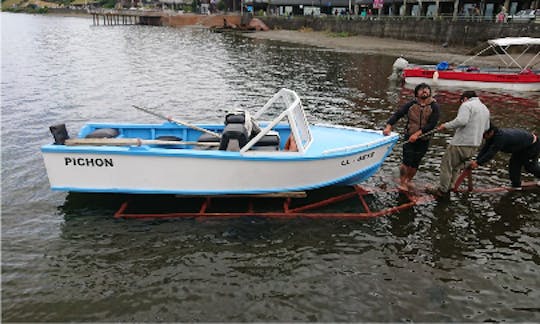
[399,127,438,146]
[65,138,220,147]
[133,105,221,138]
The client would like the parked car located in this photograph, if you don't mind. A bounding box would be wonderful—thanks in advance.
[507,9,539,22]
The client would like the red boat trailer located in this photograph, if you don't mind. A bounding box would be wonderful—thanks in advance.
[113,171,538,220]
[113,185,436,220]
[453,168,539,193]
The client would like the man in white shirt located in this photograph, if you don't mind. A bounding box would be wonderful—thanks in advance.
[429,90,490,196]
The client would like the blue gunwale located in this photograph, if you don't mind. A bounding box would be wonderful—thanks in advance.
[41,122,399,161]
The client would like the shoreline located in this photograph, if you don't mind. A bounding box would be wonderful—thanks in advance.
[19,10,536,67]
[243,30,513,66]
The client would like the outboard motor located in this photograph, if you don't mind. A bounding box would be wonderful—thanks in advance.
[389,57,409,80]
[49,124,70,145]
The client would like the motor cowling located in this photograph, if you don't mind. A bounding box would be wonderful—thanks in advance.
[49,124,70,145]
[392,57,409,71]
[389,57,409,81]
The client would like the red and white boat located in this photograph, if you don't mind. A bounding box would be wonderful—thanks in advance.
[393,37,540,92]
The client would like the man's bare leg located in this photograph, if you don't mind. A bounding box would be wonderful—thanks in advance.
[398,164,409,191]
[406,166,418,191]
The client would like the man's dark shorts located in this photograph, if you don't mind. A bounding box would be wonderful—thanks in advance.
[402,140,430,169]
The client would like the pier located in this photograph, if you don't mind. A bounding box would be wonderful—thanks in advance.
[89,9,163,26]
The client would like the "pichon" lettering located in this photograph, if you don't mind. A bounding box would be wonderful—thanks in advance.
[65,157,114,167]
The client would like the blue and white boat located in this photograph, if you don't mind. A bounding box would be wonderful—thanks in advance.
[41,89,399,195]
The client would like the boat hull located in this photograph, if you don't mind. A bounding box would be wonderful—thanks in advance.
[42,141,394,195]
[41,89,399,195]
[402,68,540,92]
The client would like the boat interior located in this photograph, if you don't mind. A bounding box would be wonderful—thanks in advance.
[50,117,289,152]
[50,88,317,153]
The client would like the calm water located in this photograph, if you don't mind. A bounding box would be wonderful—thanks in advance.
[2,12,540,322]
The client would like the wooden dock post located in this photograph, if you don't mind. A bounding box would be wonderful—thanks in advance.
[90,9,161,26]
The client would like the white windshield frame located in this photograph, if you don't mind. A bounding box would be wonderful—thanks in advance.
[240,88,312,154]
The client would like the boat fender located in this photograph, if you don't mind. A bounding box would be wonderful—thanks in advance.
[49,124,70,145]
[436,61,449,71]
[85,128,119,139]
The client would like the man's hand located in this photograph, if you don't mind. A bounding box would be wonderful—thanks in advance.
[469,161,478,169]
[437,124,446,132]
[409,132,421,143]
[383,125,392,136]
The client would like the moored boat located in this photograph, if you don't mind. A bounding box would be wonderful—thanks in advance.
[392,37,540,92]
[41,89,399,195]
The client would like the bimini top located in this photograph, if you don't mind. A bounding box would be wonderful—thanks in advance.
[458,37,540,71]
[488,37,540,47]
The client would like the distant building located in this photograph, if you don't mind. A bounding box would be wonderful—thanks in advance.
[242,0,539,19]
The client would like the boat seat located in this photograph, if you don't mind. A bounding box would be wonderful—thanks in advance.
[219,123,248,151]
[225,112,246,124]
[225,110,261,137]
[197,131,280,151]
[249,131,280,151]
[196,133,220,150]
[198,133,220,143]
[86,128,119,139]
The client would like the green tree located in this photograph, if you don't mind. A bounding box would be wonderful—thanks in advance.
[217,0,224,11]
[99,0,115,8]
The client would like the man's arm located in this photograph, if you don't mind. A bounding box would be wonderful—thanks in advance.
[443,103,471,130]
[476,134,504,165]
[383,101,412,135]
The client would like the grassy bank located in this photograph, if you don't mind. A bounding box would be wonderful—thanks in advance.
[1,0,60,13]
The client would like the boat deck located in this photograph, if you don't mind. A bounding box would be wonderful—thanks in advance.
[306,125,385,157]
